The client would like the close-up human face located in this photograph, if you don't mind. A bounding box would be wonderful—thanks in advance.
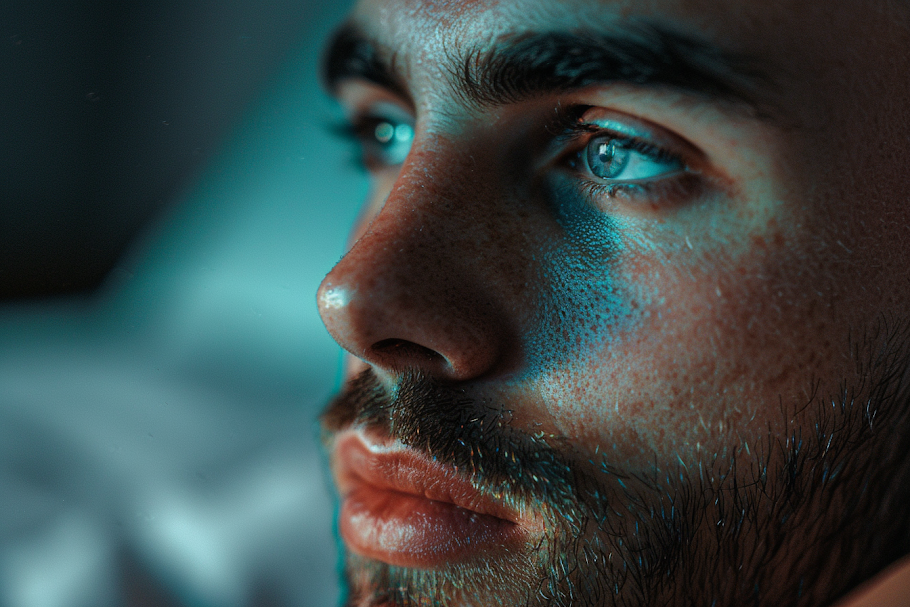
[317,0,910,606]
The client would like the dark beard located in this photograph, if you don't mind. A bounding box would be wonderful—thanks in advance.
[321,320,910,607]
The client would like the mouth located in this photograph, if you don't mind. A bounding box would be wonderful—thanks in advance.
[332,429,543,569]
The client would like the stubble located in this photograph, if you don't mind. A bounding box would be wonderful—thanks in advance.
[322,319,910,607]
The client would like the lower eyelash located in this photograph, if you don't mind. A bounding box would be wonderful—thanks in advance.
[577,171,705,209]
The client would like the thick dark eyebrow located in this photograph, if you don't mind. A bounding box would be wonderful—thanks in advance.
[322,22,770,117]
[458,28,769,114]
[321,24,408,99]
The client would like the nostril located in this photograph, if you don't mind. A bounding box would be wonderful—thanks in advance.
[370,338,446,369]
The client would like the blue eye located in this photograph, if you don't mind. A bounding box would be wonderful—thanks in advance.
[370,120,414,166]
[339,115,414,170]
[582,134,683,182]
[586,137,629,179]
[550,107,701,205]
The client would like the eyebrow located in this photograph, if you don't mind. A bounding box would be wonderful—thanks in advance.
[322,24,409,99]
[322,22,770,116]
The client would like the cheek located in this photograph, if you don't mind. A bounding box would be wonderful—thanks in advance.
[522,181,651,374]
[529,211,844,468]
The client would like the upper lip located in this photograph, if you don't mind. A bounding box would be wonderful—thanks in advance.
[332,429,528,525]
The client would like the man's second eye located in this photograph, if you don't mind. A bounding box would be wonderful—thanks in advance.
[582,134,684,182]
[360,118,413,168]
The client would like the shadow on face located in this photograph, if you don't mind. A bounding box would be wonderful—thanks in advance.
[317,0,910,605]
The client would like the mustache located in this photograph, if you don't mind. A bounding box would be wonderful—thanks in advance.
[322,322,910,607]
[321,369,584,513]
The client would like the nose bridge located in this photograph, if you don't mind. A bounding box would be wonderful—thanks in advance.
[379,144,478,247]
[350,141,493,298]
[317,137,521,380]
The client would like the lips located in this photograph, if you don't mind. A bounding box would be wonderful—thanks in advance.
[332,429,540,568]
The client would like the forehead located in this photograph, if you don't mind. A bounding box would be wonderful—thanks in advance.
[340,0,909,150]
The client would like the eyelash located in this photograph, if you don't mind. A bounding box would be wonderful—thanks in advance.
[333,107,704,207]
[574,171,704,206]
[332,115,388,141]
[551,107,700,206]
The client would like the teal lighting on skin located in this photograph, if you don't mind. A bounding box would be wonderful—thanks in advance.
[334,97,683,380]
[523,175,634,375]
[519,109,685,376]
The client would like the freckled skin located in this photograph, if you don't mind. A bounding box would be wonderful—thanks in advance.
[317,0,910,603]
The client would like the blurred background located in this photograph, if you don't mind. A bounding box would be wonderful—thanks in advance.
[0,1,363,605]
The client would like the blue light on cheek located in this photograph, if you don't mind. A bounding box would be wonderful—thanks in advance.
[523,178,634,373]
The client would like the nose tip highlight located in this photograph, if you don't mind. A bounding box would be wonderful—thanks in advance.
[317,264,506,383]
[319,284,352,311]
[316,143,516,384]
[317,279,358,352]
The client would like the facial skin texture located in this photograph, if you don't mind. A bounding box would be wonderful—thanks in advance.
[316,0,910,605]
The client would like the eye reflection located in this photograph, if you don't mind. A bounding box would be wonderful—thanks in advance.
[581,133,683,183]
[348,116,414,169]
[587,137,629,179]
[551,109,703,208]
[374,122,413,147]
[374,122,395,143]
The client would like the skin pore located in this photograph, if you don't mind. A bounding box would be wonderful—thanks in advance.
[316,0,910,605]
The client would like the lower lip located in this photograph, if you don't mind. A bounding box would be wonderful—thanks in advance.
[340,483,519,568]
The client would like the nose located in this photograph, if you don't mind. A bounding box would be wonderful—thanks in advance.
[317,150,512,382]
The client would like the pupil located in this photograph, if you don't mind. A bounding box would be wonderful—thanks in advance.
[587,136,627,179]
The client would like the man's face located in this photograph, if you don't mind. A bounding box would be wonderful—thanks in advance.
[317,0,910,605]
